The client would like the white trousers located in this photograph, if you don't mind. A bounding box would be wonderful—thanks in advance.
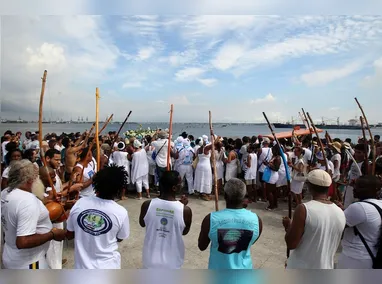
[178,164,194,194]
[46,222,64,269]
[136,174,149,193]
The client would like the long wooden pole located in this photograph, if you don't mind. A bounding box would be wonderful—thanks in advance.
[98,114,114,135]
[38,70,56,197]
[306,113,329,172]
[95,88,100,172]
[39,70,67,219]
[355,98,375,175]
[209,111,219,211]
[166,104,173,171]
[360,116,369,175]
[263,112,292,258]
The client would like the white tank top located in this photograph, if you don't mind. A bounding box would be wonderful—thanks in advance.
[287,200,346,269]
[142,198,186,269]
[76,163,96,198]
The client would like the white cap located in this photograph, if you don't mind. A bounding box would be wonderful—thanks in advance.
[307,169,332,187]
[133,139,142,148]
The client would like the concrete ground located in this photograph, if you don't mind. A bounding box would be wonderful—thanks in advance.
[62,193,289,269]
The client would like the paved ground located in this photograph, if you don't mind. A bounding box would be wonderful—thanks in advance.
[62,193,289,269]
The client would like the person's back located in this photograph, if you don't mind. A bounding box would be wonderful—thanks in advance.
[208,208,260,269]
[142,198,185,269]
[66,196,130,269]
[287,200,345,269]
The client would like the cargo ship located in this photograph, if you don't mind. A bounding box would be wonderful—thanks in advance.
[273,118,362,130]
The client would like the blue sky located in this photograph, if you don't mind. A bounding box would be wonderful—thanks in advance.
[1,15,382,124]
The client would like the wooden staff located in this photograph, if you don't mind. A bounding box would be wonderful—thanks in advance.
[325,131,333,144]
[263,112,292,258]
[107,111,132,164]
[95,88,100,172]
[38,70,67,221]
[306,113,329,172]
[166,104,174,171]
[355,98,375,175]
[209,111,219,211]
[301,108,312,133]
[99,114,114,135]
[360,116,369,175]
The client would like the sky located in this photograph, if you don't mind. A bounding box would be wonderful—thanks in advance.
[1,14,382,124]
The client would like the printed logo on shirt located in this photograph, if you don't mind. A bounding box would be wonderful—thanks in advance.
[77,209,112,236]
[217,229,253,254]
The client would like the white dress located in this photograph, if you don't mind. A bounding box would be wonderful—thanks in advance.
[244,153,257,181]
[214,150,225,181]
[194,151,212,194]
[225,151,238,182]
[276,153,289,187]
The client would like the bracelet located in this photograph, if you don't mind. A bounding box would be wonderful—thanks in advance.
[50,230,56,240]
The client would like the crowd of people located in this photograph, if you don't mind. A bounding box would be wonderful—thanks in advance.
[1,127,382,269]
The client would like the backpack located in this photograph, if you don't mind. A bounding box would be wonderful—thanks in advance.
[354,201,382,269]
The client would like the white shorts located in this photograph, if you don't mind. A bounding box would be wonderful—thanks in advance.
[135,174,149,193]
[245,179,255,186]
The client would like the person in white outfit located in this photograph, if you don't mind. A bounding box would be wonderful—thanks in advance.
[290,146,307,206]
[139,170,192,269]
[176,139,195,195]
[337,175,382,269]
[263,146,280,210]
[194,139,213,201]
[131,140,150,200]
[257,138,272,202]
[283,169,346,269]
[110,142,130,200]
[66,165,130,269]
[72,147,97,198]
[224,144,238,182]
[244,143,258,202]
[214,138,225,194]
[1,160,66,269]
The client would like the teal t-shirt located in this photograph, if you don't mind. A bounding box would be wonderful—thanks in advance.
[208,208,260,269]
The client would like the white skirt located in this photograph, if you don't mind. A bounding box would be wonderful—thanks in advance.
[291,180,304,194]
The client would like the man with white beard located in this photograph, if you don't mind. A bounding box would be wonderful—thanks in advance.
[176,139,195,196]
[1,160,66,269]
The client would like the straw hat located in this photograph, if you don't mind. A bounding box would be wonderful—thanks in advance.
[329,141,342,153]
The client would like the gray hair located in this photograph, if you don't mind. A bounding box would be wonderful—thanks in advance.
[224,178,246,204]
[7,159,39,190]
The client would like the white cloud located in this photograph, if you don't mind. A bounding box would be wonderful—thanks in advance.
[175,67,206,81]
[300,61,364,86]
[362,57,382,87]
[168,95,191,105]
[329,107,340,111]
[250,93,276,104]
[137,47,156,60]
[26,43,67,72]
[197,78,217,87]
[211,42,248,71]
[122,82,142,88]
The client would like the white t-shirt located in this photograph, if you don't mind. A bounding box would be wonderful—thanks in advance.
[66,196,130,269]
[258,147,272,173]
[26,140,40,151]
[302,147,312,164]
[111,151,129,172]
[1,188,52,269]
[142,198,186,269]
[2,166,10,179]
[152,139,174,168]
[76,163,96,198]
[331,153,341,181]
[342,199,382,260]
[2,141,10,160]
